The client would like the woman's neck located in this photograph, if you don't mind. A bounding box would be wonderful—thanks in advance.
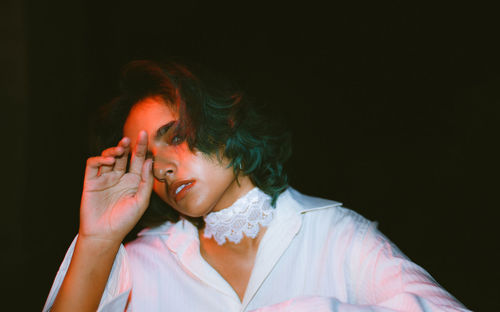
[210,175,255,213]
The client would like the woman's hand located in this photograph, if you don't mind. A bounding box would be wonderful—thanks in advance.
[51,133,153,312]
[79,130,154,244]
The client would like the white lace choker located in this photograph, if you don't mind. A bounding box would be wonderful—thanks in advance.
[203,187,274,245]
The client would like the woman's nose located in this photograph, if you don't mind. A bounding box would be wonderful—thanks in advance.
[152,157,176,182]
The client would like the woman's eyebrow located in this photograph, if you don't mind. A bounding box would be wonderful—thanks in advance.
[154,120,177,140]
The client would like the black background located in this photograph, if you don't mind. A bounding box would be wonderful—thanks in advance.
[2,1,499,310]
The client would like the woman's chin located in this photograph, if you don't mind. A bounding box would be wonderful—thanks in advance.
[173,203,208,218]
[179,211,205,219]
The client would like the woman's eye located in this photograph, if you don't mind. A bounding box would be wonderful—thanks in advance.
[159,121,183,146]
[163,130,183,146]
[170,135,182,145]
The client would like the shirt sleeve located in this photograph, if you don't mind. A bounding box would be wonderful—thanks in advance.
[343,220,470,311]
[42,235,132,312]
[251,217,471,312]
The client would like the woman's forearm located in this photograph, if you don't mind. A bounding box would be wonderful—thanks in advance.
[51,236,121,312]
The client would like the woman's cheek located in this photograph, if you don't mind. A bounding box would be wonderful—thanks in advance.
[153,181,169,204]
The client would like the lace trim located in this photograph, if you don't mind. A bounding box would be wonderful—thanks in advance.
[203,187,273,245]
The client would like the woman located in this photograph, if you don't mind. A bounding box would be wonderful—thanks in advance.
[44,61,468,311]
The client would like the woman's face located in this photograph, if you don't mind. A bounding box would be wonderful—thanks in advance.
[123,96,254,217]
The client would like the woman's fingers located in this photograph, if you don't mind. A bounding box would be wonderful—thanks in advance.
[129,130,148,175]
[99,137,131,174]
[101,146,124,158]
[100,147,123,174]
[85,132,146,180]
[85,156,116,179]
[135,158,154,214]
[113,137,131,173]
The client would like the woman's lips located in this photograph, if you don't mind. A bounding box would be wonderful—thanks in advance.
[169,179,196,202]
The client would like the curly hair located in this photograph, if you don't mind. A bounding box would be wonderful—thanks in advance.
[91,60,291,238]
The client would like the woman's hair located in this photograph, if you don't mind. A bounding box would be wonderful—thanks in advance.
[91,60,291,238]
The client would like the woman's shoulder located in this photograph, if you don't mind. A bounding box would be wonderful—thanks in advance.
[281,187,343,211]
[280,187,375,235]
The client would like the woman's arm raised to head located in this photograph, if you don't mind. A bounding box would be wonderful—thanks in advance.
[50,132,154,311]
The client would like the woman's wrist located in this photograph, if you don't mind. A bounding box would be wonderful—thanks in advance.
[76,233,122,255]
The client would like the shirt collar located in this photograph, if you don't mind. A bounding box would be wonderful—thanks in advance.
[138,218,199,257]
[137,187,343,243]
[280,187,342,213]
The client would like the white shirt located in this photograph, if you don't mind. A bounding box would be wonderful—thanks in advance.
[43,188,469,311]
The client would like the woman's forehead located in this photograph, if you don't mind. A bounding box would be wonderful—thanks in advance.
[123,96,178,141]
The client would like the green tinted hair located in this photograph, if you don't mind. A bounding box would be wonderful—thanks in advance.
[92,60,291,234]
